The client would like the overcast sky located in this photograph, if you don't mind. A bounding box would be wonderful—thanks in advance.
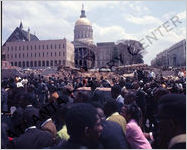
[2,1,186,65]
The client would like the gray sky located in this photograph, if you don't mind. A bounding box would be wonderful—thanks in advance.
[2,1,186,65]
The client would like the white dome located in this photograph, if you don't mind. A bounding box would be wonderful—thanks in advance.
[75,18,91,26]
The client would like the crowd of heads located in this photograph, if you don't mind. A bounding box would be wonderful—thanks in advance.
[1,67,186,149]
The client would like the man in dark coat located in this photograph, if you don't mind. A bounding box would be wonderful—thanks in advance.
[9,107,54,149]
[156,94,186,149]
[100,120,129,149]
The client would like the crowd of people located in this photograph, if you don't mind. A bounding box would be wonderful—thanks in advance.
[1,68,186,149]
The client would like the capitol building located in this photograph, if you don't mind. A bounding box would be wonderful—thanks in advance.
[2,5,133,69]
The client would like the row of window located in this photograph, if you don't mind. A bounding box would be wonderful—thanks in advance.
[6,51,65,59]
[7,44,65,51]
[11,60,66,68]
[75,33,91,39]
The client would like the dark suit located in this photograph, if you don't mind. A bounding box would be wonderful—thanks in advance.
[100,120,129,149]
[10,128,54,149]
[170,143,186,149]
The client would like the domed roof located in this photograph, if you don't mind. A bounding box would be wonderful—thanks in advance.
[75,18,91,26]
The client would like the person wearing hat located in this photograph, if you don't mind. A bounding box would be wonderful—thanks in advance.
[156,94,186,149]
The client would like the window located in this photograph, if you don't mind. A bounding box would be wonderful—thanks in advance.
[34,61,37,67]
[39,45,40,50]
[27,53,28,57]
[18,62,21,67]
[51,44,52,49]
[79,60,82,66]
[46,61,49,66]
[11,47,13,51]
[15,54,17,58]
[50,60,53,66]
[59,44,61,49]
[51,52,52,57]
[27,45,29,50]
[55,60,57,66]
[75,60,78,65]
[30,61,33,67]
[63,52,65,56]
[19,54,21,58]
[59,52,61,56]
[55,52,56,57]
[63,44,65,49]
[35,45,37,50]
[39,53,40,57]
[22,62,25,67]
[63,60,65,65]
[31,45,32,50]
[55,45,56,49]
[19,46,21,51]
[43,45,44,49]
[38,61,41,67]
[23,53,24,58]
[42,61,45,66]
[7,54,9,59]
[59,60,61,65]
[11,55,13,58]
[26,61,29,67]
[35,53,37,57]
[47,45,48,49]
[47,52,48,56]
[15,46,17,51]
[31,53,32,57]
[15,62,17,66]
[43,52,44,57]
[11,62,13,66]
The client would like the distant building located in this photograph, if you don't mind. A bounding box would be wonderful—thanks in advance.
[5,22,39,42]
[73,5,95,69]
[73,5,138,69]
[151,39,186,67]
[3,5,142,70]
[2,23,74,69]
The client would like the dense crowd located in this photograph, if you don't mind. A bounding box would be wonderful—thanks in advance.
[1,68,186,149]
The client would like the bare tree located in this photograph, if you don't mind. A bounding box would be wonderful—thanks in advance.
[117,39,145,64]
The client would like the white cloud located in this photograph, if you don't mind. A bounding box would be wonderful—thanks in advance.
[125,15,161,25]
[128,2,149,14]
[93,23,137,43]
[177,11,186,20]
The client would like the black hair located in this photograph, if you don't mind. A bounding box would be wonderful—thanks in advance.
[23,107,40,127]
[103,99,118,117]
[90,101,104,110]
[15,92,35,108]
[111,84,121,95]
[153,87,169,101]
[111,84,121,100]
[65,103,98,139]
[158,94,186,130]
[126,103,142,126]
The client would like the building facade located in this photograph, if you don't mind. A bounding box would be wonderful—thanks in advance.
[151,39,186,67]
[73,6,143,69]
[2,23,74,69]
[3,5,144,70]
[73,5,95,69]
